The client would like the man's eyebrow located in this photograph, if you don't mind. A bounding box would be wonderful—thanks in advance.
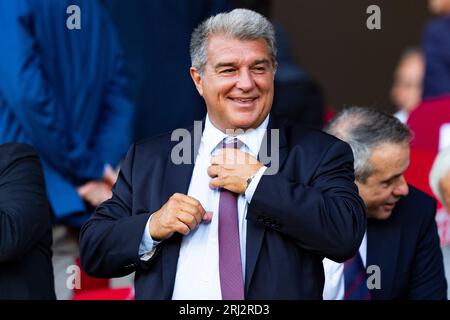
[381,172,404,184]
[251,59,271,66]
[214,62,237,69]
[214,59,271,69]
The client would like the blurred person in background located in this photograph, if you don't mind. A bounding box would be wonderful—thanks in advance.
[0,0,133,299]
[422,0,450,99]
[0,143,55,299]
[324,107,447,300]
[429,0,450,15]
[391,48,425,123]
[430,146,450,298]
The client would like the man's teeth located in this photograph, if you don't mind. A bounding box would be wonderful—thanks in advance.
[234,98,254,102]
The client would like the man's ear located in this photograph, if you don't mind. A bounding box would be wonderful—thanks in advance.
[190,67,203,96]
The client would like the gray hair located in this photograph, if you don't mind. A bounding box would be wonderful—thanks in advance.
[190,8,277,74]
[325,107,412,182]
[429,147,450,203]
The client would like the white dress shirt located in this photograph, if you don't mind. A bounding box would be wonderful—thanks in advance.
[322,231,367,300]
[139,114,269,300]
[439,123,450,151]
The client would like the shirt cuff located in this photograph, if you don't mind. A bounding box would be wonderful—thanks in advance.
[138,214,161,256]
[244,166,267,203]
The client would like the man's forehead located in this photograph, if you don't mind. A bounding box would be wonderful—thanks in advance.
[370,142,410,159]
[206,35,271,61]
[369,142,410,178]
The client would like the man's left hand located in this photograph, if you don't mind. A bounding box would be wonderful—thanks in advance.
[208,148,263,194]
[77,164,119,206]
[77,181,113,206]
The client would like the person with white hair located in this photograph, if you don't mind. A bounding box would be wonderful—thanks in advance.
[429,146,450,297]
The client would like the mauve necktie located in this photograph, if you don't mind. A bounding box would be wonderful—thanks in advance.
[218,138,245,300]
[343,252,371,300]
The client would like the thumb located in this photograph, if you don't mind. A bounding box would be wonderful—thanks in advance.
[202,211,213,223]
[103,165,118,186]
[77,183,92,196]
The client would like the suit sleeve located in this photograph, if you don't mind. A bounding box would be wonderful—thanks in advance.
[248,139,367,262]
[408,200,447,299]
[0,1,103,180]
[79,144,152,278]
[0,144,51,262]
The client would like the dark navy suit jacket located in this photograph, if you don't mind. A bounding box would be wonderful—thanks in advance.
[80,116,366,299]
[0,143,55,299]
[367,186,447,300]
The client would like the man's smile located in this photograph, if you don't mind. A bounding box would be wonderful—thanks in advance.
[228,96,259,106]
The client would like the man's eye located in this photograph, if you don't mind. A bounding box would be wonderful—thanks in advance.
[382,180,393,188]
[220,69,235,74]
[253,67,266,73]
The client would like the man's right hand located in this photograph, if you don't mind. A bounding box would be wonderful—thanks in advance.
[149,193,213,241]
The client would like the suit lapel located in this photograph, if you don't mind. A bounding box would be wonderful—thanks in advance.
[245,116,289,293]
[161,120,203,297]
[366,213,401,300]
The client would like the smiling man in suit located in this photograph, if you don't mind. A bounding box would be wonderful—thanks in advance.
[323,107,447,300]
[79,9,366,300]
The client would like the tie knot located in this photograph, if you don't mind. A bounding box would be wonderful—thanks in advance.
[221,138,244,150]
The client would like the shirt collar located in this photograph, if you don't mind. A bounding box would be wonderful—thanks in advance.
[202,114,270,157]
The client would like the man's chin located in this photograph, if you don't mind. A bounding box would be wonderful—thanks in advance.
[373,205,396,220]
[228,116,260,130]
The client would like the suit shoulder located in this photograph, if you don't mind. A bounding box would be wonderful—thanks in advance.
[0,143,39,170]
[132,126,193,160]
[0,142,37,157]
[398,185,437,221]
[282,121,348,152]
[405,186,436,209]
[134,131,173,152]
[282,120,339,143]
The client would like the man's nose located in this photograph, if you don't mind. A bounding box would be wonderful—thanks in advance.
[393,176,409,197]
[235,69,255,91]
